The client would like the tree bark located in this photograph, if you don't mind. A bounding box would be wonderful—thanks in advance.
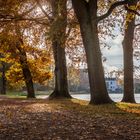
[16,41,35,98]
[15,23,35,98]
[49,41,71,99]
[0,62,6,95]
[122,1,137,103]
[49,0,71,99]
[19,49,35,98]
[72,0,112,104]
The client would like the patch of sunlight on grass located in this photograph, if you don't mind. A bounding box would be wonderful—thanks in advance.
[49,99,140,118]
[116,102,140,114]
[71,98,88,105]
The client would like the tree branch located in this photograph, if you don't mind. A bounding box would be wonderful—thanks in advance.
[97,0,130,22]
[0,4,37,23]
[0,16,49,26]
[20,4,37,17]
[135,23,140,27]
[35,0,52,21]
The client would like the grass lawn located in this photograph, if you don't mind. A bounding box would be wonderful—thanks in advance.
[0,97,140,139]
[1,90,52,99]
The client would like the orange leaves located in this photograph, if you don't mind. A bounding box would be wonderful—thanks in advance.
[28,54,52,85]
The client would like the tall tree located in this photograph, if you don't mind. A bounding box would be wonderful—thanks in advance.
[18,48,35,98]
[48,0,71,99]
[122,0,138,103]
[72,0,130,104]
[12,23,35,98]
[15,37,35,98]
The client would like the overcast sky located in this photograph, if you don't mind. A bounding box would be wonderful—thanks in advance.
[102,34,140,78]
[102,34,123,72]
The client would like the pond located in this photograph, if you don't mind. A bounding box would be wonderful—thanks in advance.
[38,93,140,103]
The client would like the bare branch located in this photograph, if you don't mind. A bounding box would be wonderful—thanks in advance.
[20,4,37,17]
[35,0,52,21]
[135,23,140,27]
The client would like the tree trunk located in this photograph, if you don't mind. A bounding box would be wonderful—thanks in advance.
[0,62,6,95]
[15,23,35,98]
[49,41,71,99]
[49,0,71,99]
[19,49,35,98]
[122,1,136,103]
[16,41,35,98]
[72,0,112,104]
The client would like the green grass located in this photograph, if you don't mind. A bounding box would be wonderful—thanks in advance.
[5,91,26,98]
[1,90,52,98]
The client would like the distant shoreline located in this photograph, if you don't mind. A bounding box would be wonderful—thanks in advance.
[70,92,140,95]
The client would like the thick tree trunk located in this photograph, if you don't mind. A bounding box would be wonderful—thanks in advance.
[49,0,71,99]
[122,1,136,103]
[0,62,6,95]
[72,0,112,104]
[49,41,71,99]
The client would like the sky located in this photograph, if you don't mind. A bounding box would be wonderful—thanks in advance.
[76,34,124,73]
[102,34,140,78]
[102,34,123,72]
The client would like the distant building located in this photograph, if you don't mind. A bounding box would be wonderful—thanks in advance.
[105,78,121,92]
[134,79,140,93]
[74,69,123,93]
[79,69,89,91]
[134,78,140,85]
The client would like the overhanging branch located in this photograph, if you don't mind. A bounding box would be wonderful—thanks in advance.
[0,16,49,26]
[97,0,130,22]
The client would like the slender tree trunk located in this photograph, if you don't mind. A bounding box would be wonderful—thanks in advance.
[49,0,71,99]
[15,23,35,98]
[122,1,137,103]
[0,62,6,95]
[19,50,35,98]
[16,41,35,98]
[72,0,112,104]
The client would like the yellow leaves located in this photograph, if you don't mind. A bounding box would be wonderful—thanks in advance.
[126,13,135,21]
[116,102,140,114]
[6,62,24,89]
[129,5,137,11]
[0,28,52,89]
[124,3,137,29]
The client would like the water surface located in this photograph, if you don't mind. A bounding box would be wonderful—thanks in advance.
[72,94,140,103]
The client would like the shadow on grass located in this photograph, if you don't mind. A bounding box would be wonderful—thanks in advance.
[44,97,140,118]
[0,96,140,117]
[0,97,140,139]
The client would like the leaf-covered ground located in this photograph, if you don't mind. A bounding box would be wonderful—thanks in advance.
[0,97,140,140]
